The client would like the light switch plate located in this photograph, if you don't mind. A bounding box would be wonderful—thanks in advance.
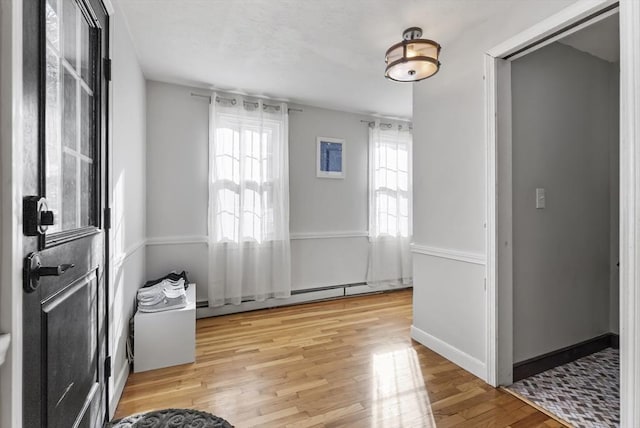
[536,188,546,209]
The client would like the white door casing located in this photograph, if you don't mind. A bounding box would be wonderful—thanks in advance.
[619,0,640,425]
[0,0,24,427]
[485,0,640,426]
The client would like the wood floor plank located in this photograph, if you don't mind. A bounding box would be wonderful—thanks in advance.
[114,290,566,427]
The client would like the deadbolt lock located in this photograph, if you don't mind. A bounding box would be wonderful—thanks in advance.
[23,196,55,236]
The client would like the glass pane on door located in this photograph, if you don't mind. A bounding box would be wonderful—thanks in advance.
[45,0,96,234]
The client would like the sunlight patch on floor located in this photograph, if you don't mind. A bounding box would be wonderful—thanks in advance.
[372,347,435,427]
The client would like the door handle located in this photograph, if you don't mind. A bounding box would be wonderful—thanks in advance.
[23,253,75,293]
[38,264,75,277]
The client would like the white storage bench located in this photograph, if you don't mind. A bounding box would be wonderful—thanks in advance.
[134,284,196,372]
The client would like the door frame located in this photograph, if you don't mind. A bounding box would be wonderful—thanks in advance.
[0,0,24,427]
[0,0,115,426]
[484,0,640,426]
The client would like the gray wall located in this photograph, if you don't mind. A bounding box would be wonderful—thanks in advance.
[145,81,209,300]
[288,104,372,290]
[144,81,385,303]
[411,0,574,373]
[109,0,147,413]
[289,104,368,235]
[511,42,618,363]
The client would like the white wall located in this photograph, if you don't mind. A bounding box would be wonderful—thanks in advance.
[511,42,617,363]
[0,0,23,426]
[412,257,487,378]
[145,81,392,304]
[411,0,576,379]
[108,0,147,414]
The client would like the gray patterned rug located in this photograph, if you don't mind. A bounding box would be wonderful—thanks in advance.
[508,348,619,428]
[108,408,234,428]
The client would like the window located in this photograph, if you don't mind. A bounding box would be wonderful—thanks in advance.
[210,111,285,244]
[367,123,412,286]
[207,96,292,305]
[45,0,98,233]
[370,126,412,238]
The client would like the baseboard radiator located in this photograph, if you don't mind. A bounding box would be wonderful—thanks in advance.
[195,282,412,318]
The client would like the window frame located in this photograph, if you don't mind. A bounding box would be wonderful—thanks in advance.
[211,112,282,244]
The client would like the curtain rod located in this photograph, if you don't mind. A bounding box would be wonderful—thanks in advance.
[190,92,211,101]
[190,93,302,113]
[360,119,412,130]
[361,120,392,128]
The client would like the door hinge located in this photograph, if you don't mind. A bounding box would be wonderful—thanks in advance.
[104,207,111,230]
[104,356,112,379]
[104,58,112,81]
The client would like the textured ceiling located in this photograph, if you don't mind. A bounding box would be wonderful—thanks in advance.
[560,13,619,63]
[120,0,574,118]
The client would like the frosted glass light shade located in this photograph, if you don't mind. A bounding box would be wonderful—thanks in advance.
[385,28,441,82]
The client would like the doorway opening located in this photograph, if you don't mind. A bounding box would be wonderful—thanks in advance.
[501,11,620,426]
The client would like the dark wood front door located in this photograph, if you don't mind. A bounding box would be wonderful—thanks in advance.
[22,0,110,427]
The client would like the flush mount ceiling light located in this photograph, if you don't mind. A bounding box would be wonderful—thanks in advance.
[385,27,441,82]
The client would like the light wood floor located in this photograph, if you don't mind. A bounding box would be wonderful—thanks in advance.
[114,290,565,427]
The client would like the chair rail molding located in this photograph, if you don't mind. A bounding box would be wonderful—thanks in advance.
[146,235,208,246]
[290,231,368,240]
[145,232,370,245]
[410,243,486,266]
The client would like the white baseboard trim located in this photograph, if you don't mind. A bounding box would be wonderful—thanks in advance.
[109,363,130,419]
[411,325,487,381]
[410,244,486,266]
[345,284,411,296]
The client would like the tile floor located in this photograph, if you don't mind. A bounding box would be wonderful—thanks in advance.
[508,348,619,428]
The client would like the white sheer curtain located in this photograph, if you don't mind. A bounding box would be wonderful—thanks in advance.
[367,121,413,287]
[208,94,291,306]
